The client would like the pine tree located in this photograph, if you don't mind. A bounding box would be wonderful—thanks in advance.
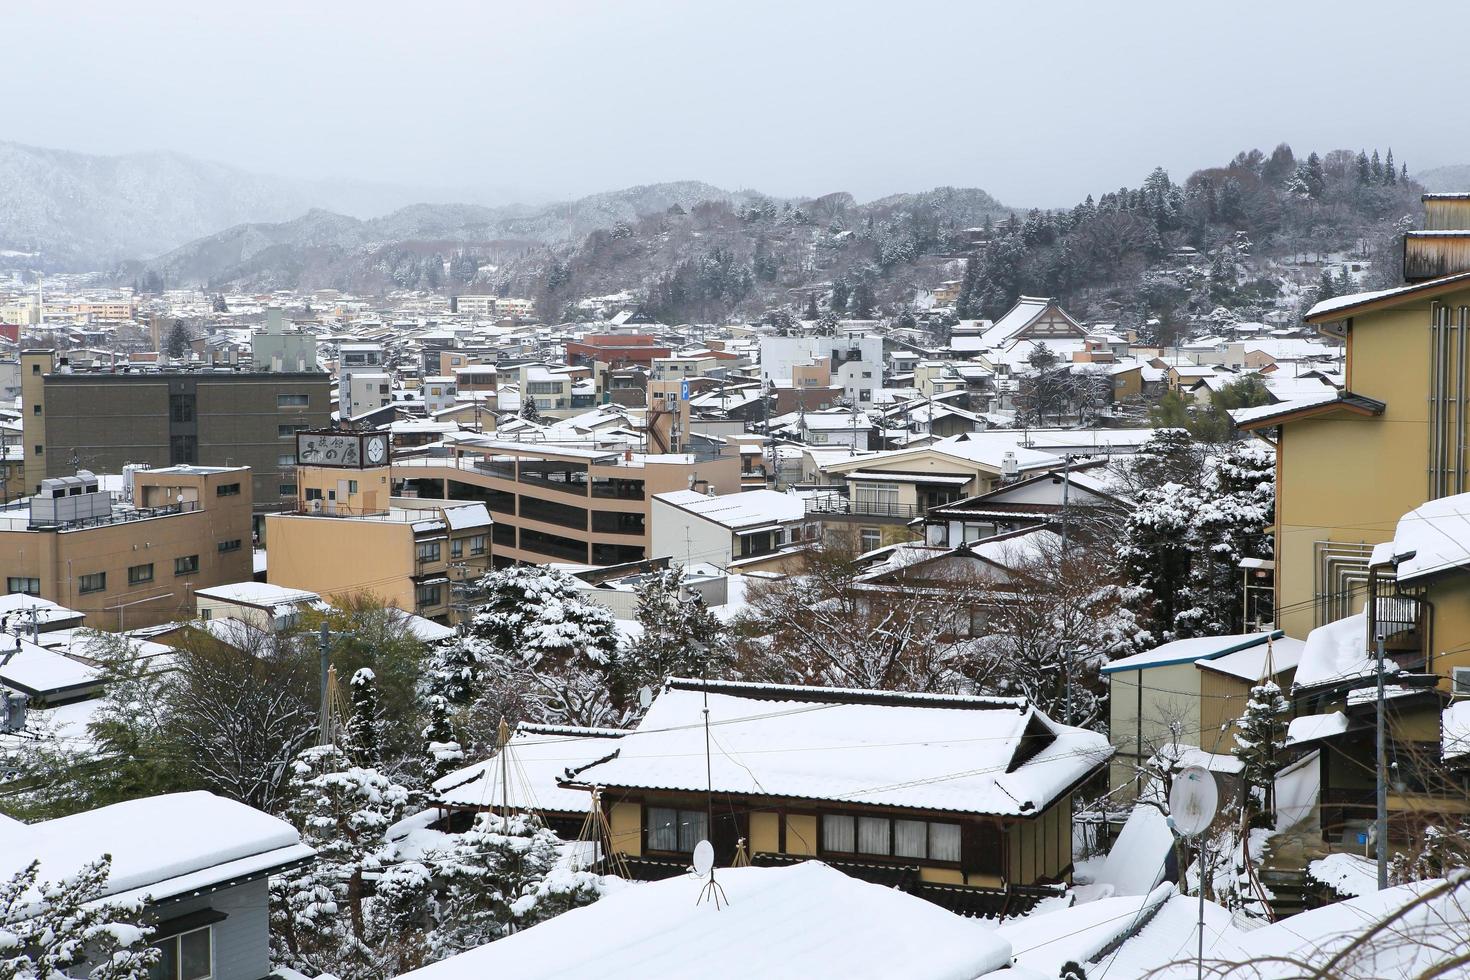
[0,855,159,979]
[1304,152,1326,198]
[427,634,487,706]
[342,667,382,768]
[805,293,819,320]
[1384,148,1396,185]
[164,320,190,359]
[1316,267,1337,304]
[422,693,464,781]
[955,254,982,318]
[1233,678,1289,814]
[611,569,734,715]
[1370,149,1384,184]
[519,394,542,423]
[1356,150,1371,185]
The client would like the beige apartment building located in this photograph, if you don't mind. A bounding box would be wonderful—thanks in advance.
[0,465,253,628]
[395,435,739,568]
[263,431,492,621]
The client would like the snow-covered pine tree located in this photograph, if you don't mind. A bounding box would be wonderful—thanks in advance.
[0,856,158,979]
[422,694,465,781]
[519,395,542,423]
[1117,481,1200,643]
[1059,961,1088,980]
[611,568,733,716]
[1232,678,1289,815]
[342,667,382,768]
[275,744,412,971]
[430,812,610,959]
[426,632,488,706]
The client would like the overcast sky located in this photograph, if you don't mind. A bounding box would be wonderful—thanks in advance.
[9,0,1468,209]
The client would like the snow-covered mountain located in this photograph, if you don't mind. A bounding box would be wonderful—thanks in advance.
[0,140,516,268]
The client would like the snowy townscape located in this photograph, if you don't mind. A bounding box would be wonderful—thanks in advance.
[3,4,1470,979]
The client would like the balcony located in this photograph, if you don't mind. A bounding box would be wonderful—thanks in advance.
[805,496,924,520]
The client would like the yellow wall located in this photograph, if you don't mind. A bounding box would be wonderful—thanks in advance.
[1198,670,1255,754]
[1108,662,1202,794]
[784,813,818,856]
[265,514,415,610]
[610,802,642,857]
[1429,574,1470,690]
[749,811,780,853]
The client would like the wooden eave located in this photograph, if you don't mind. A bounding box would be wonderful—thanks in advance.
[1235,393,1386,431]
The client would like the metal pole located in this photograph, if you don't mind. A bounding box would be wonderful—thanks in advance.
[1197,841,1206,980]
[1375,628,1388,889]
[318,622,331,745]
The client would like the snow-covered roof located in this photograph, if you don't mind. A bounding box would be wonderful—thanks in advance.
[433,727,624,814]
[1293,612,1387,692]
[1286,711,1349,747]
[0,593,85,628]
[1101,631,1281,674]
[386,607,457,644]
[194,581,321,610]
[0,791,312,912]
[573,680,1110,816]
[398,861,1012,980]
[442,501,492,531]
[0,635,101,698]
[1195,636,1305,682]
[1229,392,1339,425]
[653,488,806,530]
[1093,804,1171,897]
[1383,491,1470,584]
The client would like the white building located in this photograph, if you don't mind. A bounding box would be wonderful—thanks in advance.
[759,331,884,407]
[650,488,814,569]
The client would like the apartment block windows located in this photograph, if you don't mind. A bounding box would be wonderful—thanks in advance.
[169,394,195,423]
[821,813,960,863]
[215,483,241,497]
[78,572,106,594]
[217,539,242,553]
[415,583,443,607]
[416,541,442,563]
[175,555,200,575]
[6,577,39,595]
[278,393,310,408]
[169,435,197,464]
[127,563,154,586]
[279,423,308,439]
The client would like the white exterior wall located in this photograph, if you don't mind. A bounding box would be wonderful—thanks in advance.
[649,499,734,568]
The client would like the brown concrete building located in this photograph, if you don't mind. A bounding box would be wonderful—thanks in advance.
[565,334,671,370]
[395,436,740,568]
[21,350,330,529]
[0,464,254,628]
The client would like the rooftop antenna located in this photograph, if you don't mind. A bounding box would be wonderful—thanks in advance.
[695,647,728,909]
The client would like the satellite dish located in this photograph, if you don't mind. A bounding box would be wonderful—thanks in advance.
[691,839,714,877]
[1168,765,1219,837]
[638,685,653,709]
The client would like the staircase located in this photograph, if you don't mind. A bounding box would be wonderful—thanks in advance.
[1255,829,1332,920]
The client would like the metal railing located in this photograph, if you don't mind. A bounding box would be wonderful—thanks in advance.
[805,497,925,519]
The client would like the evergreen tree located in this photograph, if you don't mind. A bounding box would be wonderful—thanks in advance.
[1304,152,1326,198]
[829,278,850,313]
[849,280,876,318]
[805,293,819,320]
[1356,150,1371,185]
[519,395,542,423]
[611,568,734,714]
[1233,677,1289,814]
[1384,148,1396,185]
[1059,962,1088,980]
[342,667,382,768]
[422,694,464,781]
[1315,267,1337,304]
[954,254,982,318]
[1370,149,1384,184]
[0,855,159,979]
[164,320,191,359]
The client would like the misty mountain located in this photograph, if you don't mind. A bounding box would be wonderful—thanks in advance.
[1416,165,1470,193]
[0,140,522,268]
[138,181,780,289]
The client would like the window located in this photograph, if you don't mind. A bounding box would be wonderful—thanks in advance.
[215,483,241,497]
[1455,667,1470,695]
[78,572,106,594]
[278,423,308,439]
[416,541,442,562]
[279,453,296,467]
[450,538,463,558]
[32,404,40,415]
[859,528,881,552]
[151,925,212,980]
[217,539,242,553]
[305,488,323,501]
[128,563,154,586]
[175,555,199,576]
[929,822,962,863]
[894,819,927,859]
[279,483,297,496]
[278,393,309,408]
[857,816,890,855]
[348,480,358,494]
[33,444,42,456]
[31,363,39,374]
[853,482,900,516]
[169,435,197,464]
[823,814,855,852]
[647,807,708,853]
[468,534,487,556]
[169,394,195,423]
[415,583,443,607]
[7,577,40,595]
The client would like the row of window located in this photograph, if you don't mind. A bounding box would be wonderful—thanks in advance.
[643,807,961,864]
[414,534,488,563]
[75,554,205,594]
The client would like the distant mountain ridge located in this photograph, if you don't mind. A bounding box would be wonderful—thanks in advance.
[0,139,522,268]
[1416,165,1470,193]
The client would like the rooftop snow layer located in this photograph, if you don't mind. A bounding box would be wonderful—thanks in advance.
[1293,612,1388,692]
[399,860,1012,980]
[1387,491,1470,584]
[573,684,1110,816]
[433,729,624,814]
[1102,631,1280,673]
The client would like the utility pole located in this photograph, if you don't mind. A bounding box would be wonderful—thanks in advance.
[1374,624,1389,890]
